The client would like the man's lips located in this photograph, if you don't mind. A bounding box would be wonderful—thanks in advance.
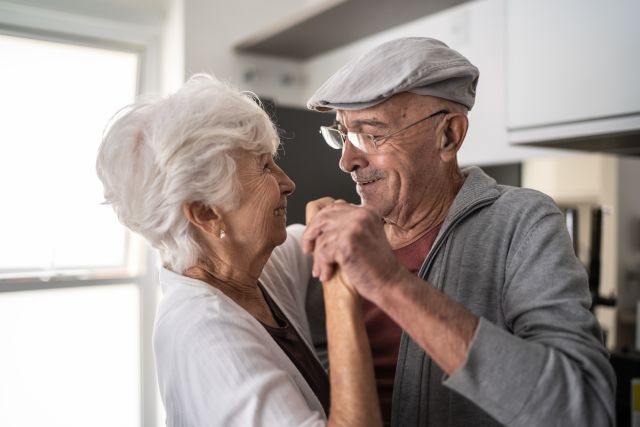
[355,177,382,185]
[355,178,382,197]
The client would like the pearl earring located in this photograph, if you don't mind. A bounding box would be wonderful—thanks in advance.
[219,229,226,239]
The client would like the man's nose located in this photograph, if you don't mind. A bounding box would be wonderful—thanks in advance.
[339,139,369,173]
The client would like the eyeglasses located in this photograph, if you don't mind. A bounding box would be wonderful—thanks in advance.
[319,109,448,153]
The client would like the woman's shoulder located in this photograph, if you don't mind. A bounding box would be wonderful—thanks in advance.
[153,269,326,426]
[154,269,259,349]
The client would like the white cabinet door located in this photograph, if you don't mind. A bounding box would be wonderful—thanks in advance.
[507,0,640,129]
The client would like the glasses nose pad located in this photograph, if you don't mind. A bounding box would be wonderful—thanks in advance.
[346,132,366,152]
[337,131,347,147]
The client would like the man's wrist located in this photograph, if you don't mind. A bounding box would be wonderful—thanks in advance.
[367,266,413,307]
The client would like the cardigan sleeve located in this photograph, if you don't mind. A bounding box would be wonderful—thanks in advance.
[443,205,615,426]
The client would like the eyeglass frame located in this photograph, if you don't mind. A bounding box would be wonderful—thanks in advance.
[319,109,449,153]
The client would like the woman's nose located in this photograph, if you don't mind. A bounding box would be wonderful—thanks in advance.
[278,169,296,196]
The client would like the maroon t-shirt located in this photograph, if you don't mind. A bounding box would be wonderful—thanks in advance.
[362,224,442,426]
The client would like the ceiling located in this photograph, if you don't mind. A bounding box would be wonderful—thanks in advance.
[236,0,472,59]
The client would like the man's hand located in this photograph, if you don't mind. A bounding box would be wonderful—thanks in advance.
[303,200,407,301]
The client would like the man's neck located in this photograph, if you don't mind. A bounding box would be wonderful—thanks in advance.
[384,169,464,249]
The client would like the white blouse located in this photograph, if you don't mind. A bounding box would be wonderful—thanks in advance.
[153,224,327,427]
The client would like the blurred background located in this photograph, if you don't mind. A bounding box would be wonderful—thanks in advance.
[0,0,639,425]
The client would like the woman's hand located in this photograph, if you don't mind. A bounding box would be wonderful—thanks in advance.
[306,198,382,427]
[306,198,358,297]
[305,197,337,224]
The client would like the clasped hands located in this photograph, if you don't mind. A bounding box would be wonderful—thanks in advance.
[303,197,405,302]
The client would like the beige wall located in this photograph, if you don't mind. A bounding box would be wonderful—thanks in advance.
[523,153,640,350]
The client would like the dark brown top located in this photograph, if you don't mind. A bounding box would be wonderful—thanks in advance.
[258,282,331,416]
[362,224,442,426]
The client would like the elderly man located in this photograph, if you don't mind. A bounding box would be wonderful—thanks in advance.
[303,37,615,426]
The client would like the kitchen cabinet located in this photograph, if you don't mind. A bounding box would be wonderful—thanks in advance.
[506,0,640,130]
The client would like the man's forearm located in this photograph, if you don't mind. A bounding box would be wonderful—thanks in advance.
[369,269,479,375]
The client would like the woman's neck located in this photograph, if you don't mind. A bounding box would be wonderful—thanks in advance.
[185,264,260,300]
[183,249,278,327]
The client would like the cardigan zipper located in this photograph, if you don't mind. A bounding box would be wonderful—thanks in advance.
[391,193,500,427]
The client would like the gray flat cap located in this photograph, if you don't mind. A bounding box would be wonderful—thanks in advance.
[307,37,479,111]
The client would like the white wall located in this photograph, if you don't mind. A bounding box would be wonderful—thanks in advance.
[521,153,640,350]
[181,0,315,106]
[161,0,184,94]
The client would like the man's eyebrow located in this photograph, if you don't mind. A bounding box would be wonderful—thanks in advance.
[334,119,389,129]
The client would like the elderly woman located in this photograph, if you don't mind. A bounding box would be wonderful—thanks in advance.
[96,74,381,426]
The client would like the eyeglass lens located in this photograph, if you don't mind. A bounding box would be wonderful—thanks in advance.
[320,127,343,149]
[319,127,372,152]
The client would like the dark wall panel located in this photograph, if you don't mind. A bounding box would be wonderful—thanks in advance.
[268,104,359,225]
[480,163,522,187]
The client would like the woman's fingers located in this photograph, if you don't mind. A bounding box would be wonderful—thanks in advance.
[305,197,336,224]
[303,202,354,251]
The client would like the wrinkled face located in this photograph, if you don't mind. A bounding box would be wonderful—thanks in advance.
[226,149,295,251]
[336,93,448,220]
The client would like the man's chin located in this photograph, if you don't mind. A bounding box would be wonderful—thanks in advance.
[359,197,390,217]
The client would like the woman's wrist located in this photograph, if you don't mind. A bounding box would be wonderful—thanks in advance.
[322,271,361,313]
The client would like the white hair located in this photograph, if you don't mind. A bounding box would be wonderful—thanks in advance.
[96,74,279,273]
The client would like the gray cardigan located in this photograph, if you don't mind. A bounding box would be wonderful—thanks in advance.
[390,167,615,426]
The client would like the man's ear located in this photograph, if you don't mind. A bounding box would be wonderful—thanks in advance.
[182,201,222,236]
[439,113,468,162]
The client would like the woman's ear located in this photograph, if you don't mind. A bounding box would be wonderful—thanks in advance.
[439,113,468,162]
[182,201,222,236]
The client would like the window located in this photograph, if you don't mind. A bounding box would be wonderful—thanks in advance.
[0,33,160,427]
[0,285,141,427]
[0,34,137,275]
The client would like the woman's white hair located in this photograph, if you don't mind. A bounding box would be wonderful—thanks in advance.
[96,73,279,273]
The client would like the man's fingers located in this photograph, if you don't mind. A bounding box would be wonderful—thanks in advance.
[312,251,335,281]
[302,237,315,254]
[311,230,338,277]
[319,263,336,283]
[302,220,325,253]
[303,206,344,250]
